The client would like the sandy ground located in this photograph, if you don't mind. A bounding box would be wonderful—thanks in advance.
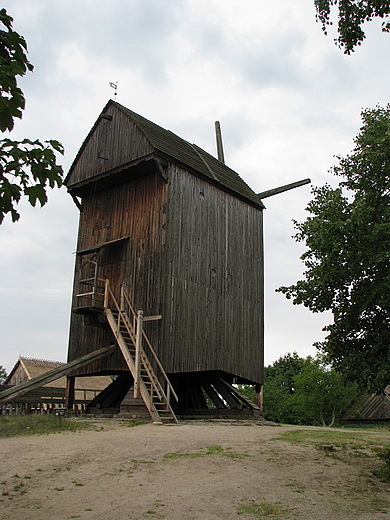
[0,419,389,520]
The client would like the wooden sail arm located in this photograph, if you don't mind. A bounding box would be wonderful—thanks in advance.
[257,178,311,199]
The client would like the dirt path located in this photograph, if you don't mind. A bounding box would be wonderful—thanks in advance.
[0,420,389,519]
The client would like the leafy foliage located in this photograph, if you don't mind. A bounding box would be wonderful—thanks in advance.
[0,138,64,223]
[0,8,64,223]
[374,446,390,481]
[314,0,390,53]
[0,365,7,384]
[293,358,359,426]
[263,352,308,424]
[263,353,359,425]
[278,107,390,391]
[0,8,33,132]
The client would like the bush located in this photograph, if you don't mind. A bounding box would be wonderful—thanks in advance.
[374,446,390,481]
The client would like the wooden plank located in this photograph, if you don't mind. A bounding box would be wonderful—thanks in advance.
[201,379,226,409]
[220,378,261,411]
[0,346,115,403]
[65,376,75,409]
[87,373,134,409]
[257,178,310,199]
[208,376,242,409]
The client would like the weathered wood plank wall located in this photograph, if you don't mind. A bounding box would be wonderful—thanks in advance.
[67,169,167,375]
[160,164,264,383]
[69,106,153,186]
[68,160,263,383]
[68,161,263,383]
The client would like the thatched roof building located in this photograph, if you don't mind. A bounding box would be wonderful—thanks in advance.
[344,386,390,423]
[3,357,111,411]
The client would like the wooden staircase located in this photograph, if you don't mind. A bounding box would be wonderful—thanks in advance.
[103,282,178,423]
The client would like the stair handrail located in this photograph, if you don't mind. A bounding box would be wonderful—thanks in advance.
[104,280,178,404]
[121,286,178,403]
[104,289,159,405]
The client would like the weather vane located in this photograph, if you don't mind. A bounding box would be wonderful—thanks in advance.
[109,81,118,99]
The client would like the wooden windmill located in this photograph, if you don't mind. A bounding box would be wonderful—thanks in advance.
[0,101,309,421]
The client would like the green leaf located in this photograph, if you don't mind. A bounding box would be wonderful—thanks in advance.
[277,106,390,391]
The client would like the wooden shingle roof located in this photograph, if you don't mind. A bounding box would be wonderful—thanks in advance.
[115,103,263,206]
[66,101,264,209]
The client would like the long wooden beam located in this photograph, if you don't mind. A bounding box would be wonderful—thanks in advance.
[0,346,115,403]
[215,121,225,164]
[257,178,311,199]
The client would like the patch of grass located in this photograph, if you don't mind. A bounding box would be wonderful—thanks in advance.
[128,459,154,471]
[0,415,90,438]
[343,423,390,430]
[276,428,390,514]
[163,444,247,462]
[124,418,149,427]
[237,499,291,518]
[275,428,387,453]
[373,446,390,482]
[285,479,306,494]
[143,511,163,518]
[335,479,389,514]
[2,478,28,497]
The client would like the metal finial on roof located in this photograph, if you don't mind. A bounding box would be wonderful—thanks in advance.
[109,81,118,99]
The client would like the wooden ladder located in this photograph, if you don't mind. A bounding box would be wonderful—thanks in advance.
[104,282,178,423]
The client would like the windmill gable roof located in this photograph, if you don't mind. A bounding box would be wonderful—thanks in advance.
[65,101,264,208]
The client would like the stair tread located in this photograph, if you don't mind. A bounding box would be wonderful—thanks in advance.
[107,305,178,423]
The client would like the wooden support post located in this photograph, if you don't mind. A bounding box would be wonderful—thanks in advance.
[104,279,109,309]
[92,260,98,307]
[215,121,225,164]
[65,376,76,410]
[120,283,125,312]
[255,384,263,412]
[134,310,144,399]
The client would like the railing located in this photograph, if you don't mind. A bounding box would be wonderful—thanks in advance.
[104,280,178,406]
[75,259,105,308]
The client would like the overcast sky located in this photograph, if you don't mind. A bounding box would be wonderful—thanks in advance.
[1,0,389,374]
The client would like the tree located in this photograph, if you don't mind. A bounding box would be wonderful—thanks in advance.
[278,106,390,391]
[263,352,308,424]
[314,0,390,54]
[0,8,64,224]
[0,365,7,384]
[314,0,390,53]
[262,353,359,425]
[293,358,358,426]
[236,352,307,422]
